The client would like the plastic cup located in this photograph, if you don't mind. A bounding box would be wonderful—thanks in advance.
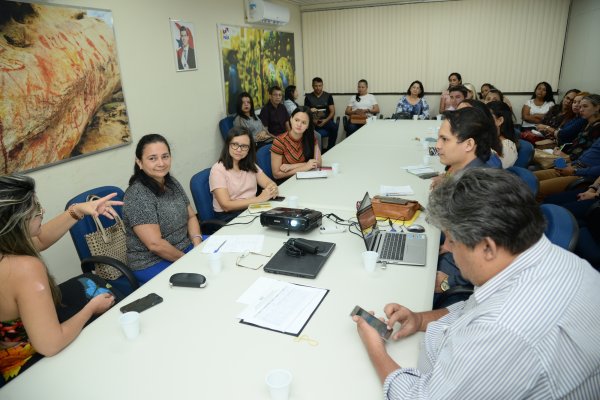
[412,115,419,120]
[436,114,443,121]
[119,311,140,339]
[265,369,292,400]
[287,195,299,208]
[423,155,431,165]
[332,163,340,175]
[209,252,222,274]
[362,250,378,272]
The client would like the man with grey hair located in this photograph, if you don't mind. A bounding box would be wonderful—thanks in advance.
[353,168,600,399]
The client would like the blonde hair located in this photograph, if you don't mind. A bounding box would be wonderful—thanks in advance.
[463,83,478,100]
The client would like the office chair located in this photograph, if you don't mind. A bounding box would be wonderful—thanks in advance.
[218,115,235,141]
[256,144,274,180]
[189,168,227,235]
[540,204,579,251]
[507,166,539,197]
[65,186,139,296]
[514,139,534,168]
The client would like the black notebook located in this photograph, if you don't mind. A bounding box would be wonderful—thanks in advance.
[264,239,336,279]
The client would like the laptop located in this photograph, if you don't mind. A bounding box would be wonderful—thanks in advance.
[356,192,427,266]
[264,239,336,279]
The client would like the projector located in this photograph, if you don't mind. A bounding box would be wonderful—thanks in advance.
[260,207,322,232]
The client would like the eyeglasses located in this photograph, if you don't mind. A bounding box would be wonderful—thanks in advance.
[34,201,45,217]
[236,251,273,270]
[230,142,250,151]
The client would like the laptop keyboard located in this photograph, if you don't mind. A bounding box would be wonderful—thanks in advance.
[380,233,406,260]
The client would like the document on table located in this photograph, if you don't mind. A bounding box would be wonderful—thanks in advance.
[380,184,414,196]
[237,277,329,336]
[201,235,264,253]
[296,170,328,179]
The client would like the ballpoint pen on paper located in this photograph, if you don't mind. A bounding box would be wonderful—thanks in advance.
[214,240,227,253]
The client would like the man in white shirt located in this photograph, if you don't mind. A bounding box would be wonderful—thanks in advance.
[354,168,600,399]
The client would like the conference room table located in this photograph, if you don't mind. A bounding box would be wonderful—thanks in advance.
[1,120,442,400]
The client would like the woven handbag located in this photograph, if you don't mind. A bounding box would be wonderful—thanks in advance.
[84,196,127,280]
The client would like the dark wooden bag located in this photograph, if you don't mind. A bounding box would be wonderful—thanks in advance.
[371,196,421,221]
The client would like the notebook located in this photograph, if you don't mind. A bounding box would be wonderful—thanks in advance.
[356,192,427,266]
[264,238,335,279]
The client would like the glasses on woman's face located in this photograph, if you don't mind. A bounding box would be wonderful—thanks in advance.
[34,201,45,217]
[230,142,250,152]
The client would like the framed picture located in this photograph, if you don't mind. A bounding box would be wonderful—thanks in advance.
[171,20,197,71]
[0,1,131,174]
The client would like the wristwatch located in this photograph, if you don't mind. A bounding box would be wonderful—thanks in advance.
[440,277,450,292]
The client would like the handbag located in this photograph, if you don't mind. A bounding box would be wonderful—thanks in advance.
[521,130,545,144]
[84,195,127,280]
[350,114,367,125]
[371,196,421,221]
[533,148,570,170]
[534,139,555,150]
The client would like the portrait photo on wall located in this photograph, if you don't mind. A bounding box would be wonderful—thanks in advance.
[0,0,132,174]
[171,19,197,71]
[218,24,296,115]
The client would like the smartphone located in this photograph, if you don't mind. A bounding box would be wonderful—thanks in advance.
[120,293,163,313]
[350,305,392,340]
[272,196,286,202]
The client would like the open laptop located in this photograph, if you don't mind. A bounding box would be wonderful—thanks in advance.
[356,192,427,266]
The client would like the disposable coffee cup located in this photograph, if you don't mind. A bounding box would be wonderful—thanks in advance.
[412,115,419,120]
[288,195,299,208]
[119,311,140,340]
[208,252,222,274]
[332,163,340,175]
[265,369,292,400]
[362,250,378,272]
[436,114,443,121]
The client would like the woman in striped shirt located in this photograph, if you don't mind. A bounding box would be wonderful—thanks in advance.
[270,106,321,182]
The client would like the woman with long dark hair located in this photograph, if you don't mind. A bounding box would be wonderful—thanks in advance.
[487,101,519,168]
[123,134,201,284]
[209,127,278,222]
[271,106,322,182]
[395,80,430,120]
[521,81,555,131]
[233,92,274,147]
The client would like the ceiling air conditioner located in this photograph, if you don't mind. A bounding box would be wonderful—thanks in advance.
[245,0,290,26]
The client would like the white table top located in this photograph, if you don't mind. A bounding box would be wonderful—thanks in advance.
[1,120,440,400]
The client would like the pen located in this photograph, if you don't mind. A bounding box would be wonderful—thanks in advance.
[214,240,227,253]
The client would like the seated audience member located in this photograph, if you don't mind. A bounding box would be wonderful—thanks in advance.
[345,79,380,136]
[283,85,299,115]
[123,134,202,284]
[533,94,600,200]
[233,92,275,148]
[353,168,600,399]
[536,89,579,139]
[439,72,462,112]
[448,85,468,111]
[479,82,493,100]
[259,86,290,136]
[487,101,519,168]
[395,80,430,120]
[456,99,503,169]
[521,81,555,131]
[481,84,513,110]
[0,175,119,386]
[483,88,503,104]
[304,77,338,152]
[463,83,477,100]
[209,127,279,222]
[271,106,321,182]
[554,91,590,145]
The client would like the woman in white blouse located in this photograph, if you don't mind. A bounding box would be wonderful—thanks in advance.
[488,101,519,168]
[521,82,555,131]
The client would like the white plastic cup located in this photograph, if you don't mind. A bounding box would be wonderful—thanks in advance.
[331,163,340,175]
[412,115,418,120]
[287,195,299,208]
[423,154,431,165]
[436,114,442,121]
[119,311,140,339]
[362,250,378,272]
[209,252,222,274]
[265,369,292,400]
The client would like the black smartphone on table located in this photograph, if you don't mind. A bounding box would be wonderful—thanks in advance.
[120,293,163,313]
[350,305,392,340]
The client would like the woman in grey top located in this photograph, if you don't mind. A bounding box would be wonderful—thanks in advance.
[123,134,202,284]
[233,92,275,148]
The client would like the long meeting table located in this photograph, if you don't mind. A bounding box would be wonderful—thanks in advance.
[0,120,442,400]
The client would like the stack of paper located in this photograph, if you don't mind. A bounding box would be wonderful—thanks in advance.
[296,170,328,179]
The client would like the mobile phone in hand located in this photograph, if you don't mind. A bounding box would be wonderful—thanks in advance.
[350,305,392,340]
[120,293,163,313]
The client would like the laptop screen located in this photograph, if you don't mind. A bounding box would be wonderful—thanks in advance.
[356,192,380,250]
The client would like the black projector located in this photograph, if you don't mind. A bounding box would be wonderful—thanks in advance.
[260,207,322,232]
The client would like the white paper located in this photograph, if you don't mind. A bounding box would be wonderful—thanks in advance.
[406,167,435,174]
[296,170,328,179]
[201,235,264,253]
[379,185,414,196]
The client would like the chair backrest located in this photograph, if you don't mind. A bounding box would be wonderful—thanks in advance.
[65,186,125,261]
[190,168,215,222]
[256,144,273,180]
[486,153,502,169]
[219,116,235,141]
[507,166,539,197]
[514,139,534,168]
[541,204,579,251]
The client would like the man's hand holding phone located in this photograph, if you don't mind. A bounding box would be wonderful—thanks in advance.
[350,305,392,340]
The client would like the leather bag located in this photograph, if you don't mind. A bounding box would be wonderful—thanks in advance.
[350,114,367,125]
[84,195,127,280]
[371,196,421,221]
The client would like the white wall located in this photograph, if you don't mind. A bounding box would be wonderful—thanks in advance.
[559,0,600,94]
[31,0,303,282]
